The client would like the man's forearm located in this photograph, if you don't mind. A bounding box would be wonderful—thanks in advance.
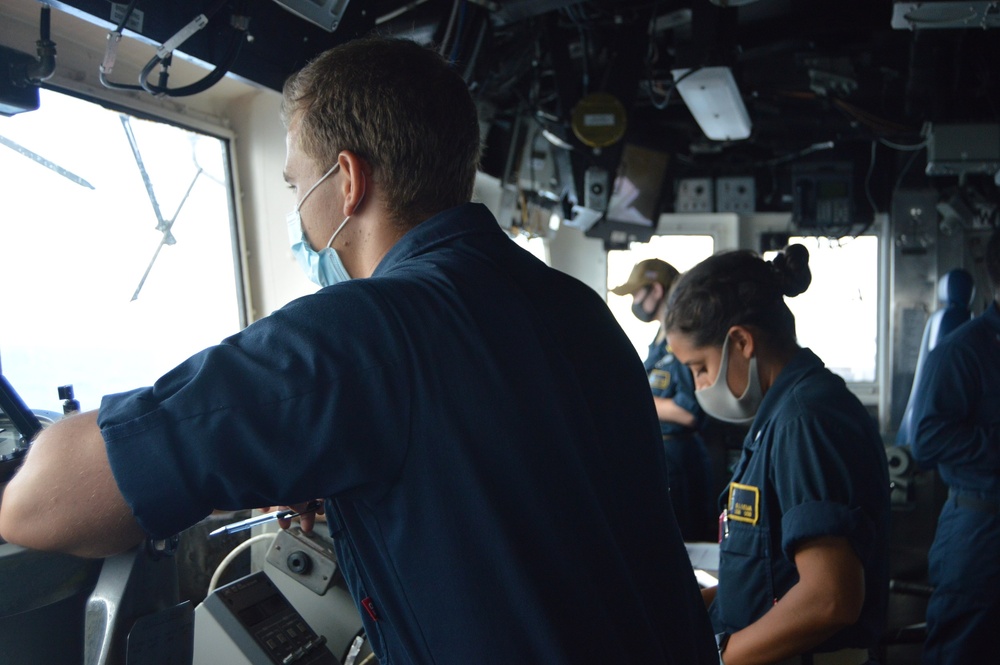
[0,410,145,558]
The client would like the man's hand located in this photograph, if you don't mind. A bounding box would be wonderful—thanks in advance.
[261,500,325,533]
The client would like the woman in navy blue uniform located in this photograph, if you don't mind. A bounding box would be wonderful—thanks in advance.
[612,258,716,541]
[910,227,1000,665]
[664,246,890,665]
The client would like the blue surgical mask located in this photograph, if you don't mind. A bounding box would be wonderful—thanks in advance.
[695,334,763,425]
[286,163,353,287]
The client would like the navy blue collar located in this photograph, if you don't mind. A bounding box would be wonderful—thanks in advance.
[372,203,500,277]
[745,347,824,446]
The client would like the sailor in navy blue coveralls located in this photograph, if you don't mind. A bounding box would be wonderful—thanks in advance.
[711,347,891,660]
[96,203,718,665]
[910,301,1000,664]
[644,337,715,541]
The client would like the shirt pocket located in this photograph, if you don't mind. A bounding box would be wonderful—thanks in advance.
[717,522,775,631]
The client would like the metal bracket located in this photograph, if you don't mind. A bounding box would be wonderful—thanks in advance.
[265,527,340,596]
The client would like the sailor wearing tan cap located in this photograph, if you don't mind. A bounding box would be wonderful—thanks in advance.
[612,259,716,542]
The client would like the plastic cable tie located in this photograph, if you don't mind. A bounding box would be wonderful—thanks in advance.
[101,32,121,73]
[156,14,209,59]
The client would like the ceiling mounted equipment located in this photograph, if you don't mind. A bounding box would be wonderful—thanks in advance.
[891,1,1000,30]
[671,67,752,141]
[570,93,628,149]
[271,0,352,31]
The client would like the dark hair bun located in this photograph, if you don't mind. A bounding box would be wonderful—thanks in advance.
[770,244,811,297]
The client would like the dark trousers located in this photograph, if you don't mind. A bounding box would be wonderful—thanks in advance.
[923,491,1000,664]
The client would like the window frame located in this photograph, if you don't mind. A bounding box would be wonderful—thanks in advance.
[750,214,888,409]
[604,213,738,359]
[46,84,251,330]
[0,83,249,411]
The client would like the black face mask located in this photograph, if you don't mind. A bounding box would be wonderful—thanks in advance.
[631,288,660,323]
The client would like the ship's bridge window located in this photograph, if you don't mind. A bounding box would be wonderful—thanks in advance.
[764,235,880,391]
[607,234,716,358]
[0,88,245,413]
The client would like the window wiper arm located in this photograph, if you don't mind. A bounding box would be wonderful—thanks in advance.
[0,134,94,190]
[120,114,204,301]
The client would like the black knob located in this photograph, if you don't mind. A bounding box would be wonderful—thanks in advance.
[287,550,312,575]
[58,385,80,414]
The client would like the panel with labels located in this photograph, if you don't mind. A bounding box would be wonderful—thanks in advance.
[792,163,855,230]
[195,572,338,665]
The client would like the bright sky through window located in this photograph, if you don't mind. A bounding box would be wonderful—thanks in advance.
[0,89,244,413]
[765,235,879,383]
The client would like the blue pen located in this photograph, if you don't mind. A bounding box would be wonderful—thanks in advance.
[209,501,322,537]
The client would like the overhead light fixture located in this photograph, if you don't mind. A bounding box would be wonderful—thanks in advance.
[671,67,752,141]
[271,0,352,31]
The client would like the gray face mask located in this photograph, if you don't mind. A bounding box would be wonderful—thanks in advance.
[695,334,763,425]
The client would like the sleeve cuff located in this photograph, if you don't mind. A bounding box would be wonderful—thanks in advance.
[781,500,873,562]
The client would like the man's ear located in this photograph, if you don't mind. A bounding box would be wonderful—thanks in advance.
[337,150,368,216]
[649,281,666,302]
[727,325,756,359]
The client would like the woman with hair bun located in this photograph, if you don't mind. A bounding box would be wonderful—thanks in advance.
[665,245,890,665]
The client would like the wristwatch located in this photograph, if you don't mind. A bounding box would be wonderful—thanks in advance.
[715,631,731,665]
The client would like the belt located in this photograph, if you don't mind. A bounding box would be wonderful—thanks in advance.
[773,648,871,665]
[949,490,1000,514]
